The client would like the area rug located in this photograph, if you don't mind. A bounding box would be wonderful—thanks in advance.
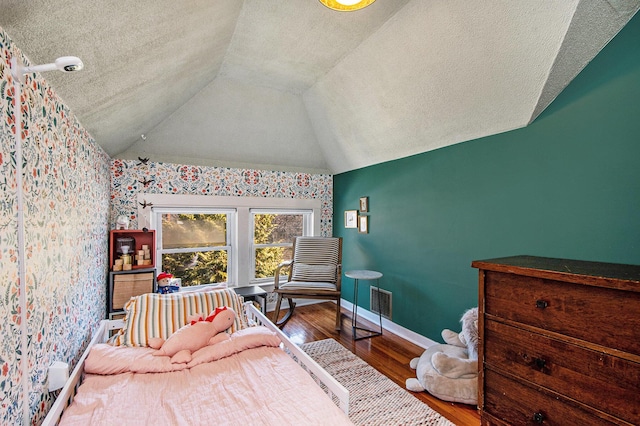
[301,339,455,426]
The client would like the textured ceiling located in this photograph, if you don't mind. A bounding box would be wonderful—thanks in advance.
[2,0,638,174]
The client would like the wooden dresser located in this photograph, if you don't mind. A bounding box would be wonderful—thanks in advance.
[472,256,640,425]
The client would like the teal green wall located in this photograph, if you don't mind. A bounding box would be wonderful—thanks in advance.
[334,14,640,341]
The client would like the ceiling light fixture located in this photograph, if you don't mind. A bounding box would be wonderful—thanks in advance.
[319,0,376,12]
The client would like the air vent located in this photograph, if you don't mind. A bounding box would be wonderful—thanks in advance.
[370,287,392,320]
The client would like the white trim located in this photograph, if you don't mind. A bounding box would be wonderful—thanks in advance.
[250,209,313,284]
[263,296,437,350]
[137,194,321,229]
[340,299,437,349]
[137,194,322,287]
[153,208,236,285]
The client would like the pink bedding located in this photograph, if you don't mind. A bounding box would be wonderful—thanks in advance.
[60,327,352,425]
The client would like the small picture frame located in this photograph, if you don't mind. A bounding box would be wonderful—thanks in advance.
[344,210,358,228]
[358,215,369,234]
[359,196,369,212]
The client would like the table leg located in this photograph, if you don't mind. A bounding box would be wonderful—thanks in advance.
[376,279,383,335]
[352,279,359,339]
[351,277,383,340]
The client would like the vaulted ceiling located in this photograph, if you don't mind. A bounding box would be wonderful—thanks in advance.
[2,0,638,174]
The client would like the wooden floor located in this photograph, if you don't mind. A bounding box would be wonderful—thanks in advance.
[276,302,480,426]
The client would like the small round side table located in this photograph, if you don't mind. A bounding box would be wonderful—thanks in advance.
[345,270,383,340]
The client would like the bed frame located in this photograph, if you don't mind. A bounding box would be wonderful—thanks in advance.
[42,302,349,425]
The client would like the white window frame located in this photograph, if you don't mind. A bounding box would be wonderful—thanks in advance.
[137,194,321,287]
[153,207,235,286]
[250,209,314,283]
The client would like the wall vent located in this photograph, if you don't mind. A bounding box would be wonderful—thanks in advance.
[370,287,392,320]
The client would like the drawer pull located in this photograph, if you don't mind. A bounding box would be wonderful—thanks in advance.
[535,299,548,309]
[533,412,545,423]
[534,357,546,369]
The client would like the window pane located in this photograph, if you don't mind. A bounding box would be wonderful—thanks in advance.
[162,251,227,286]
[162,214,226,249]
[255,247,292,279]
[254,214,302,244]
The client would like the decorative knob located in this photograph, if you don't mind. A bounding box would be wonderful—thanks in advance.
[535,300,548,309]
[534,357,546,369]
[533,412,545,423]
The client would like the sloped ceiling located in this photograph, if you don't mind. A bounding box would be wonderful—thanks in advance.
[2,0,638,174]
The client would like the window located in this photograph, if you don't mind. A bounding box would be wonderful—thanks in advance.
[142,194,322,288]
[155,208,234,287]
[251,210,313,282]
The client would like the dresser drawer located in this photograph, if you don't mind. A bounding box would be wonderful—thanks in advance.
[484,319,640,424]
[484,271,640,355]
[483,369,623,425]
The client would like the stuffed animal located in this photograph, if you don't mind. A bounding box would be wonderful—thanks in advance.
[157,272,179,294]
[149,306,236,364]
[406,307,479,405]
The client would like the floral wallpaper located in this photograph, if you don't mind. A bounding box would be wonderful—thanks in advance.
[0,28,110,425]
[1,23,333,426]
[110,160,334,236]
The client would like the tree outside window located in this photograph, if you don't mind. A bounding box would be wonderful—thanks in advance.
[159,210,309,287]
[253,213,304,279]
[161,213,228,286]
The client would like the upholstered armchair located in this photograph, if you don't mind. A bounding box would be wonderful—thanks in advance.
[272,237,343,330]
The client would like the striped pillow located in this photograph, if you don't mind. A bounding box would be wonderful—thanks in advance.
[292,263,337,282]
[291,237,340,282]
[293,237,340,265]
[111,289,247,347]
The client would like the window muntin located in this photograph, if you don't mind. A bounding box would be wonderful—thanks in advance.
[143,194,321,288]
[251,210,311,282]
[156,210,233,287]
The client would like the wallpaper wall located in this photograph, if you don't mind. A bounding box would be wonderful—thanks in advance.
[0,29,110,425]
[110,159,333,235]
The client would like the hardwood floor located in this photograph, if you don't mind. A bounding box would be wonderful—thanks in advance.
[277,302,481,426]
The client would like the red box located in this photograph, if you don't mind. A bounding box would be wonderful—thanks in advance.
[109,229,156,270]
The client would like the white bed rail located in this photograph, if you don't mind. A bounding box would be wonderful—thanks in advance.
[42,306,349,424]
[41,320,123,426]
[243,302,350,415]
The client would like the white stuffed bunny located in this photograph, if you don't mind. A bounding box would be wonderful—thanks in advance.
[406,308,479,405]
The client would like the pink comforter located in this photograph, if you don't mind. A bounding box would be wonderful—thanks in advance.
[60,327,352,425]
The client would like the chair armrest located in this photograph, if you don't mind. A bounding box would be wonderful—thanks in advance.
[335,264,342,290]
[274,260,293,289]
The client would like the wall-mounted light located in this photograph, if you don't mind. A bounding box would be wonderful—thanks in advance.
[319,0,376,12]
[11,56,83,83]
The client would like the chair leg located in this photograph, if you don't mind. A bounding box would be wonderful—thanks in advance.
[273,295,283,325]
[274,297,296,328]
[335,298,342,331]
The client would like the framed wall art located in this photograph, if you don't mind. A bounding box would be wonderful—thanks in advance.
[359,196,369,212]
[358,215,368,233]
[344,210,358,228]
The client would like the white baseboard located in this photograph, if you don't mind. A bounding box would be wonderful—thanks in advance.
[339,299,437,350]
[266,298,436,350]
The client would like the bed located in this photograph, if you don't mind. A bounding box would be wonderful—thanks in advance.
[42,289,350,425]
